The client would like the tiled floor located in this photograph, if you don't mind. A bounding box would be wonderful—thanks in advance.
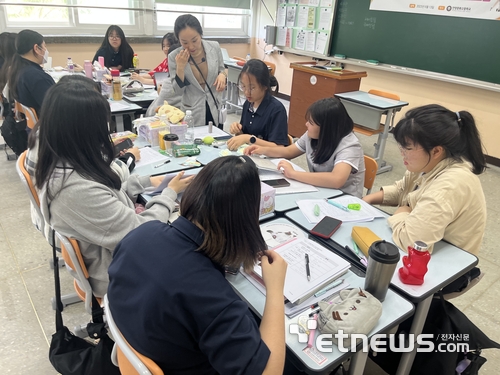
[0,107,499,374]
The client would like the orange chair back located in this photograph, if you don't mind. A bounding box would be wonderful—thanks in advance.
[364,155,378,194]
[17,151,40,207]
[116,337,164,375]
[15,101,39,129]
[60,238,90,279]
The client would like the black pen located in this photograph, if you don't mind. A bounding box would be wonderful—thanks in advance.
[305,253,311,281]
[154,159,171,168]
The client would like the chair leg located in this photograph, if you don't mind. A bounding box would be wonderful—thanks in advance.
[49,257,66,269]
[73,323,89,338]
[51,292,82,310]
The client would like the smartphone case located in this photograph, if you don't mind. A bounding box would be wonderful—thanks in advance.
[310,219,342,239]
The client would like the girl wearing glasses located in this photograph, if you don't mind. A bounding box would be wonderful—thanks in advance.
[363,105,486,255]
[227,59,288,151]
[245,97,365,198]
[93,25,134,72]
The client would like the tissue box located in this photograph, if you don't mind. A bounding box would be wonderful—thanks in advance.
[260,182,276,218]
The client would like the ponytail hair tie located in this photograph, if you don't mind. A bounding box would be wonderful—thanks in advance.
[456,111,462,123]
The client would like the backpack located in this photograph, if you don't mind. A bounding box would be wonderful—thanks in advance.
[0,98,28,156]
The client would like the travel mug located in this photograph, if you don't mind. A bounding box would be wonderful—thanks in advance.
[364,240,400,302]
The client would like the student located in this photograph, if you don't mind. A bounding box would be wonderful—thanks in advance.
[92,25,134,72]
[169,14,226,126]
[245,97,365,197]
[145,43,182,116]
[8,29,55,116]
[108,155,287,374]
[34,82,193,297]
[363,104,487,255]
[131,33,177,85]
[226,59,288,150]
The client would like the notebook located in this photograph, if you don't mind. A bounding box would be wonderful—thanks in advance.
[249,156,281,173]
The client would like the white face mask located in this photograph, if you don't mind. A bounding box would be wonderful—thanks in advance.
[38,45,49,64]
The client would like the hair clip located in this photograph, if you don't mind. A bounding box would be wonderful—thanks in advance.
[456,111,462,123]
[239,156,246,163]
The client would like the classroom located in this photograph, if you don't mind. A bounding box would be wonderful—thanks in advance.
[0,0,499,374]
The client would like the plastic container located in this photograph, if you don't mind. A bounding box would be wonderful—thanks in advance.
[84,60,93,79]
[398,241,431,285]
[133,54,139,69]
[111,69,122,101]
[67,57,74,74]
[163,134,179,157]
[172,143,201,157]
[364,240,400,302]
[98,56,105,69]
[208,121,213,133]
[245,53,251,62]
[170,123,188,142]
[184,110,194,144]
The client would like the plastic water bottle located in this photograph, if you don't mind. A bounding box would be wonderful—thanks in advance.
[84,60,93,79]
[245,53,251,62]
[133,54,139,69]
[398,241,431,285]
[184,110,194,144]
[67,57,74,74]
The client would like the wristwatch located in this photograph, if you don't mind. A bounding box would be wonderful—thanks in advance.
[249,136,257,144]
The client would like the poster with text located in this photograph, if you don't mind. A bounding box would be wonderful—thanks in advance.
[370,0,500,20]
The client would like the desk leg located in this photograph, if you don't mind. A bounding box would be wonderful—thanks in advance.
[374,109,394,174]
[115,114,125,133]
[395,295,433,375]
[348,343,369,375]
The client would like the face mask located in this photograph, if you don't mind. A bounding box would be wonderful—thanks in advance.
[38,45,49,64]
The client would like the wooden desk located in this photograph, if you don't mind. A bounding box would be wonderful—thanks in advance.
[288,63,367,137]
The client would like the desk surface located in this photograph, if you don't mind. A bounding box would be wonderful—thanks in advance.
[335,91,409,110]
[123,89,158,104]
[109,100,142,114]
[227,217,414,373]
[285,207,478,302]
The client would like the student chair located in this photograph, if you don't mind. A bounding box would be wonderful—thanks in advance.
[104,294,164,375]
[363,155,378,195]
[14,101,38,129]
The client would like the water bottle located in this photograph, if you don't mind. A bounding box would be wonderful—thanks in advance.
[84,60,93,79]
[133,54,139,69]
[111,69,122,101]
[364,240,400,302]
[245,53,251,62]
[67,57,74,74]
[184,110,194,144]
[398,241,431,285]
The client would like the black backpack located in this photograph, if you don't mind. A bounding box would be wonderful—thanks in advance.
[0,98,28,156]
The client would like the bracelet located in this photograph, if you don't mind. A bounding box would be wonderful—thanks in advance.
[219,71,227,78]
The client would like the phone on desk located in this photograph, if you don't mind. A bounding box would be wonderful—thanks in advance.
[123,92,136,98]
[310,216,342,239]
[263,178,291,188]
[214,135,232,141]
[113,138,134,155]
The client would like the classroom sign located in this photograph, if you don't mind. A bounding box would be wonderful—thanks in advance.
[369,0,500,20]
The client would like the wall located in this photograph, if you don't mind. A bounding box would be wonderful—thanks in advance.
[47,39,500,159]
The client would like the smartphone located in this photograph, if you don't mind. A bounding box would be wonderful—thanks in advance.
[113,138,134,155]
[214,135,232,141]
[310,216,342,239]
[124,92,136,98]
[263,178,291,188]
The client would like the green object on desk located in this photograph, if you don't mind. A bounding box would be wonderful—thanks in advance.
[314,204,320,216]
[347,203,361,211]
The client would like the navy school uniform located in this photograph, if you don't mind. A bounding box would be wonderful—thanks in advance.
[16,59,55,116]
[108,218,270,375]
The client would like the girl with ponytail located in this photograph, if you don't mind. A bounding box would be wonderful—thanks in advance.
[363,104,487,255]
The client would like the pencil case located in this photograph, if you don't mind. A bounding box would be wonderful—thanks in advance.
[351,226,382,257]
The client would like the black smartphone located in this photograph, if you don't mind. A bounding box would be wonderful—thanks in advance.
[263,178,291,188]
[214,135,232,141]
[124,92,136,97]
[113,138,134,155]
[310,216,342,239]
[224,266,239,275]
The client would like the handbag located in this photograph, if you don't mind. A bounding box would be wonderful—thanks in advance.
[190,56,225,127]
[48,231,120,375]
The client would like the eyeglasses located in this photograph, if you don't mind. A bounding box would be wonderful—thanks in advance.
[398,144,422,156]
[108,35,121,40]
[238,84,256,93]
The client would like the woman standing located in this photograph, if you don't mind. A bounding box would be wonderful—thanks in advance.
[93,25,134,71]
[363,104,487,255]
[169,14,226,127]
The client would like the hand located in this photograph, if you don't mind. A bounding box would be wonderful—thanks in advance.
[167,171,195,194]
[124,146,140,161]
[244,144,263,156]
[131,72,144,83]
[226,135,249,151]
[175,49,190,70]
[260,250,287,294]
[156,84,163,94]
[213,73,227,92]
[150,175,164,188]
[229,122,243,135]
[394,205,412,215]
[276,160,295,178]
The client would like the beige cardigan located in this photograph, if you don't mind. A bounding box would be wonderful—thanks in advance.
[382,158,486,255]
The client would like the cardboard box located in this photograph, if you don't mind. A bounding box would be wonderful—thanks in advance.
[260,182,276,218]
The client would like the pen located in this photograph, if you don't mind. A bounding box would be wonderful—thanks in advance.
[352,239,368,266]
[154,159,171,168]
[305,253,311,281]
[309,308,320,317]
[314,278,344,297]
[326,199,350,212]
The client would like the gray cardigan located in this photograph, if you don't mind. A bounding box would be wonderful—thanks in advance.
[168,39,225,126]
[39,161,177,297]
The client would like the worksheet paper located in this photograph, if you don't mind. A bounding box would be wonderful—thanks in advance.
[305,30,317,52]
[286,6,297,27]
[296,30,306,50]
[277,27,287,46]
[297,6,310,28]
[319,7,333,30]
[315,31,329,54]
[134,147,169,168]
[277,6,286,27]
[297,196,386,224]
[320,0,332,7]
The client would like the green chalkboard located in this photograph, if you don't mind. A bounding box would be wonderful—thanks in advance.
[329,0,500,84]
